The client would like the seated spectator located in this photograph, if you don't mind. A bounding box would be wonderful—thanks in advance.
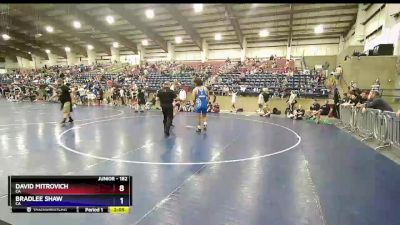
[306,98,322,124]
[289,105,305,120]
[182,101,193,112]
[212,103,220,113]
[207,101,213,113]
[320,100,330,116]
[358,91,393,112]
[259,104,271,117]
[396,110,400,119]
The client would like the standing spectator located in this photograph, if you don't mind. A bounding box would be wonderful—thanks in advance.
[358,91,393,112]
[136,86,146,112]
[333,86,340,118]
[231,90,237,113]
[335,65,342,80]
[359,91,369,104]
[371,78,380,92]
[257,91,264,113]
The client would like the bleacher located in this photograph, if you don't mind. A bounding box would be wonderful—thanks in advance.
[147,72,194,91]
[210,73,329,98]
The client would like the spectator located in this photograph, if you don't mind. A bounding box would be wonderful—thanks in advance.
[320,100,330,116]
[259,104,271,117]
[359,91,369,104]
[293,105,306,120]
[358,91,393,112]
[231,90,237,113]
[257,91,264,113]
[335,65,342,80]
[396,110,400,119]
[306,98,322,124]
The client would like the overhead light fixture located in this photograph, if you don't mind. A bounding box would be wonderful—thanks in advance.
[45,26,54,33]
[2,33,10,40]
[65,47,71,52]
[28,52,31,55]
[45,49,51,54]
[259,29,269,37]
[175,36,182,44]
[34,33,42,38]
[314,24,324,34]
[73,21,81,29]
[112,42,119,48]
[193,4,203,13]
[215,33,222,41]
[87,44,94,50]
[106,15,115,24]
[145,9,154,19]
[142,39,149,46]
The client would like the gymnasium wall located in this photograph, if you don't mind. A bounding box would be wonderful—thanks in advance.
[342,55,398,89]
[303,55,337,71]
[336,45,364,67]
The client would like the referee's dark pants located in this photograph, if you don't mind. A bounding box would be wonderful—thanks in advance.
[162,105,173,135]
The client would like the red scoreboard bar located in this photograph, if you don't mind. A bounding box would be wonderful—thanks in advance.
[8,176,132,214]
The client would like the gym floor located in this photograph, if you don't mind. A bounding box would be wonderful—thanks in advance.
[0,100,400,225]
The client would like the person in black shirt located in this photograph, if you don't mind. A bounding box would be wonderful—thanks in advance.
[320,100,331,116]
[349,93,360,106]
[333,87,340,118]
[293,105,306,120]
[157,82,177,136]
[136,86,146,112]
[306,99,322,124]
[358,91,393,112]
[58,81,73,124]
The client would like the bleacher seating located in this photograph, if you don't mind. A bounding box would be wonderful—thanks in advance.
[209,73,329,98]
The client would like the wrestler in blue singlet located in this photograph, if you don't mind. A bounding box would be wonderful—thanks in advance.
[195,87,208,114]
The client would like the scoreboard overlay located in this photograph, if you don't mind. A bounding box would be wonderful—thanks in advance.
[8,176,132,213]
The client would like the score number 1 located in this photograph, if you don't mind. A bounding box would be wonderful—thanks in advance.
[119,184,126,205]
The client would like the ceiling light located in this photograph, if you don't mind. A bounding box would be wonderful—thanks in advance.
[65,47,71,52]
[145,9,154,19]
[314,24,324,34]
[193,4,203,13]
[2,33,10,40]
[259,29,269,37]
[215,33,222,41]
[34,33,42,38]
[87,44,94,50]
[73,21,81,29]
[142,39,149,46]
[112,42,119,48]
[45,26,54,33]
[175,36,182,44]
[106,15,115,24]
[45,49,51,54]
[28,52,31,55]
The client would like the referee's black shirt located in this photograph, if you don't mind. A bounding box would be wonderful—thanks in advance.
[157,89,177,108]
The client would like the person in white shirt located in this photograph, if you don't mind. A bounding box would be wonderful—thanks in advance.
[257,91,264,113]
[179,89,186,101]
[119,88,125,105]
[231,90,237,113]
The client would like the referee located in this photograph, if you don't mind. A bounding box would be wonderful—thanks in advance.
[157,81,177,136]
[59,81,74,124]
